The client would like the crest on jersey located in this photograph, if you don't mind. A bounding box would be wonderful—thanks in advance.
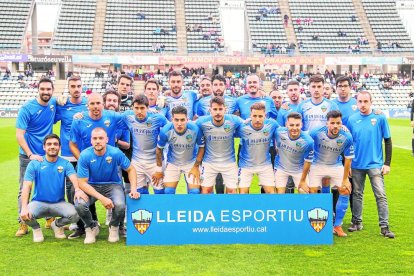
[132,209,152,235]
[336,139,343,147]
[352,105,358,111]
[50,105,55,111]
[186,134,193,142]
[224,124,231,133]
[371,118,377,126]
[321,105,327,112]
[263,128,270,136]
[308,208,328,233]
[295,141,302,148]
[104,120,110,127]
[181,96,187,103]
[146,121,152,128]
[105,156,112,164]
[57,166,63,173]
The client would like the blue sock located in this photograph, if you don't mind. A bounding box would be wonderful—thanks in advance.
[188,188,200,194]
[164,187,176,194]
[321,186,331,193]
[137,187,149,194]
[154,188,165,194]
[334,195,349,227]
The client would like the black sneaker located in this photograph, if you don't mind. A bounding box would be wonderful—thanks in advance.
[381,226,395,238]
[348,223,363,232]
[68,228,85,239]
[119,225,127,238]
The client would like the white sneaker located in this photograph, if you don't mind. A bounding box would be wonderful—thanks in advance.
[84,225,99,244]
[69,223,78,231]
[108,226,119,243]
[51,220,66,239]
[33,228,44,243]
[105,209,112,226]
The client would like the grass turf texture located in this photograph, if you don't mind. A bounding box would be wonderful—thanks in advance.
[1,118,413,275]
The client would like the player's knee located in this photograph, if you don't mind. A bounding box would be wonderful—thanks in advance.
[164,187,176,194]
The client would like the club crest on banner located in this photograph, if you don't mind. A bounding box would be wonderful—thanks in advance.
[132,209,152,235]
[307,208,328,233]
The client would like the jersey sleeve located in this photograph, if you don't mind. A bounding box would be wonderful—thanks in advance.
[118,129,130,143]
[23,161,37,182]
[54,105,62,124]
[343,133,355,159]
[331,101,340,111]
[16,106,30,130]
[65,160,76,177]
[77,153,90,179]
[380,115,391,139]
[115,111,128,130]
[70,119,80,144]
[304,139,314,162]
[118,151,131,170]
[196,125,205,147]
[157,125,169,149]
[267,98,278,119]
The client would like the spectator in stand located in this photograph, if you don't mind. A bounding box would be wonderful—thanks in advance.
[351,15,356,22]
[283,14,289,27]
[312,33,320,40]
[137,12,145,19]
[298,26,304,33]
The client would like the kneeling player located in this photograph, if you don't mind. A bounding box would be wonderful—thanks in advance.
[153,106,205,194]
[237,102,279,193]
[309,110,354,237]
[274,112,314,193]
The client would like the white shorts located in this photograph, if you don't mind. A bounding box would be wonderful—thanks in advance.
[132,160,163,190]
[309,165,344,188]
[202,162,238,189]
[238,165,275,188]
[164,162,199,185]
[274,168,308,188]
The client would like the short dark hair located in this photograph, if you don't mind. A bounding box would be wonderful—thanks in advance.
[38,77,54,90]
[168,70,183,79]
[309,74,325,84]
[212,74,226,84]
[210,96,225,107]
[250,102,266,112]
[117,74,133,85]
[336,75,351,87]
[326,110,342,120]
[172,106,187,116]
[287,112,302,120]
[103,89,121,104]
[132,94,149,107]
[144,78,160,90]
[287,80,300,87]
[43,134,60,146]
[67,75,81,84]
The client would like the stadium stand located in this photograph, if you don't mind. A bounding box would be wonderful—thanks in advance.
[361,0,414,51]
[184,0,224,53]
[289,0,370,54]
[245,0,289,54]
[102,0,177,52]
[51,0,96,51]
[0,0,33,51]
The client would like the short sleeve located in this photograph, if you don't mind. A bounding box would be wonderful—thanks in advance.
[77,153,90,179]
[23,161,36,182]
[65,161,76,177]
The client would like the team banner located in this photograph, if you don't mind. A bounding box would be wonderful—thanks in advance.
[127,194,333,245]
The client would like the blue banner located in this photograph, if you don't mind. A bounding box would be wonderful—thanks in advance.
[127,194,333,245]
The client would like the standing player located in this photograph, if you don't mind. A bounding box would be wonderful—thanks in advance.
[198,76,213,98]
[237,103,279,193]
[348,91,395,238]
[296,75,339,131]
[75,128,139,244]
[144,79,167,114]
[274,112,314,194]
[164,71,198,120]
[15,78,57,236]
[122,95,167,194]
[117,74,134,112]
[269,89,283,112]
[309,111,354,237]
[197,97,244,194]
[332,76,358,128]
[153,106,205,194]
[323,83,334,99]
[277,80,302,127]
[20,134,84,242]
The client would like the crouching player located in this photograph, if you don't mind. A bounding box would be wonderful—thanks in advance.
[153,106,205,194]
[20,134,82,242]
[309,110,354,237]
[274,112,314,193]
[237,102,279,193]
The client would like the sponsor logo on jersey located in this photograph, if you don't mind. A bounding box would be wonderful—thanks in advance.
[106,156,112,164]
[57,166,63,173]
[132,209,152,234]
[307,208,328,233]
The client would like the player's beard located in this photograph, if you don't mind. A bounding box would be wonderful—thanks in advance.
[106,104,119,112]
[213,90,224,97]
[40,93,52,103]
[213,115,224,124]
[171,87,181,95]
[47,149,59,157]
[94,144,104,151]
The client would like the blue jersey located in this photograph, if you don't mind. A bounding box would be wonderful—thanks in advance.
[348,112,391,169]
[165,91,198,120]
[237,119,279,168]
[77,145,130,185]
[297,98,339,131]
[16,98,57,155]
[235,95,278,120]
[70,110,125,151]
[122,111,167,164]
[310,126,354,166]
[24,157,76,203]
[54,98,88,157]
[196,115,243,164]
[157,121,204,166]
[274,127,314,172]
[276,103,299,127]
[195,95,237,116]
[332,98,358,128]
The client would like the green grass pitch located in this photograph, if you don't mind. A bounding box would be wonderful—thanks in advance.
[0,118,413,274]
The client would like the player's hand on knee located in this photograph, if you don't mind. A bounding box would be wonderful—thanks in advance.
[74,189,89,202]
[100,197,114,209]
[381,165,390,175]
[152,172,163,185]
[188,166,200,185]
[129,190,140,199]
[20,208,32,221]
[341,179,352,194]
